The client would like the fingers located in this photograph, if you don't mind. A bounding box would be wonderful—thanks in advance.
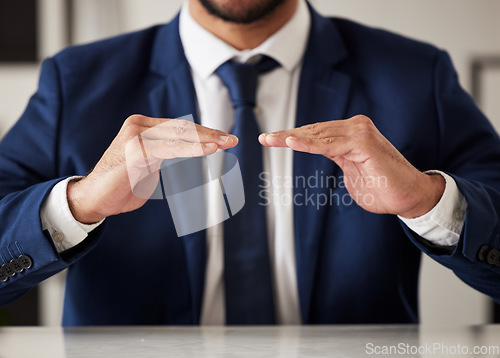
[259,124,350,151]
[124,114,238,149]
[259,115,377,160]
[140,119,238,149]
[259,120,356,147]
[123,115,239,165]
[143,138,219,159]
[285,136,355,159]
[125,137,220,170]
[259,132,289,147]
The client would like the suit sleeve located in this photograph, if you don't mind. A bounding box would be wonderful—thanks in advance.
[0,58,103,306]
[401,50,500,302]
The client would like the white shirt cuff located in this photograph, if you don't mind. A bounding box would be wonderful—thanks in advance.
[399,171,467,247]
[40,177,104,253]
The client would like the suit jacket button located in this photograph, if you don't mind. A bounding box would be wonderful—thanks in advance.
[18,255,33,270]
[1,263,16,277]
[487,249,500,266]
[478,245,490,262]
[492,251,500,267]
[0,270,8,283]
[10,259,24,273]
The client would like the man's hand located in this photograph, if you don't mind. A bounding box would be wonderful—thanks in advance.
[67,115,237,224]
[259,115,445,218]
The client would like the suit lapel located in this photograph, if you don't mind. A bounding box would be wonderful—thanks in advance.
[148,15,207,324]
[294,6,352,323]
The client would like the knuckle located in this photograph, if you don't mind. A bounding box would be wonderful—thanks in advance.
[354,114,373,126]
[175,124,186,137]
[165,138,177,147]
[357,130,376,143]
[352,117,376,138]
[202,128,218,138]
[125,114,145,125]
[357,122,373,133]
[304,123,323,137]
[359,114,371,122]
[176,119,191,128]
[122,124,141,138]
[323,137,335,145]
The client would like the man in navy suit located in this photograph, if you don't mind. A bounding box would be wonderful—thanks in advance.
[1,0,500,325]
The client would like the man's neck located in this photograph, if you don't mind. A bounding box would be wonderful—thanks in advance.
[188,0,298,50]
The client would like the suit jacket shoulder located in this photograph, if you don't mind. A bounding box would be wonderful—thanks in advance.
[331,17,440,64]
[54,25,162,77]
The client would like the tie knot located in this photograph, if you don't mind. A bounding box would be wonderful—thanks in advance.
[216,56,279,109]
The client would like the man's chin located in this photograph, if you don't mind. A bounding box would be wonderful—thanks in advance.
[198,0,286,24]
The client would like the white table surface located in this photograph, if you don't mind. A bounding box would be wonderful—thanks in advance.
[0,325,499,357]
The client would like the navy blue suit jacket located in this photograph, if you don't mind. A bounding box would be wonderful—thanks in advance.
[1,6,500,325]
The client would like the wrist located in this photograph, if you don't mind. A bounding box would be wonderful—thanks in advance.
[67,177,106,224]
[399,173,445,219]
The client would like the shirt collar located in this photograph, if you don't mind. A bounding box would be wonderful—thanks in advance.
[179,0,311,80]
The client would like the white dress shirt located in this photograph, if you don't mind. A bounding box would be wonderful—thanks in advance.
[40,0,467,325]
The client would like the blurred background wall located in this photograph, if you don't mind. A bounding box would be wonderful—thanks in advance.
[0,0,499,326]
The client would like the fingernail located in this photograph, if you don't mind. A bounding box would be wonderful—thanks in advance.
[220,136,231,142]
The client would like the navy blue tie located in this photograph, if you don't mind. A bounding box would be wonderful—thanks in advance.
[216,56,279,324]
